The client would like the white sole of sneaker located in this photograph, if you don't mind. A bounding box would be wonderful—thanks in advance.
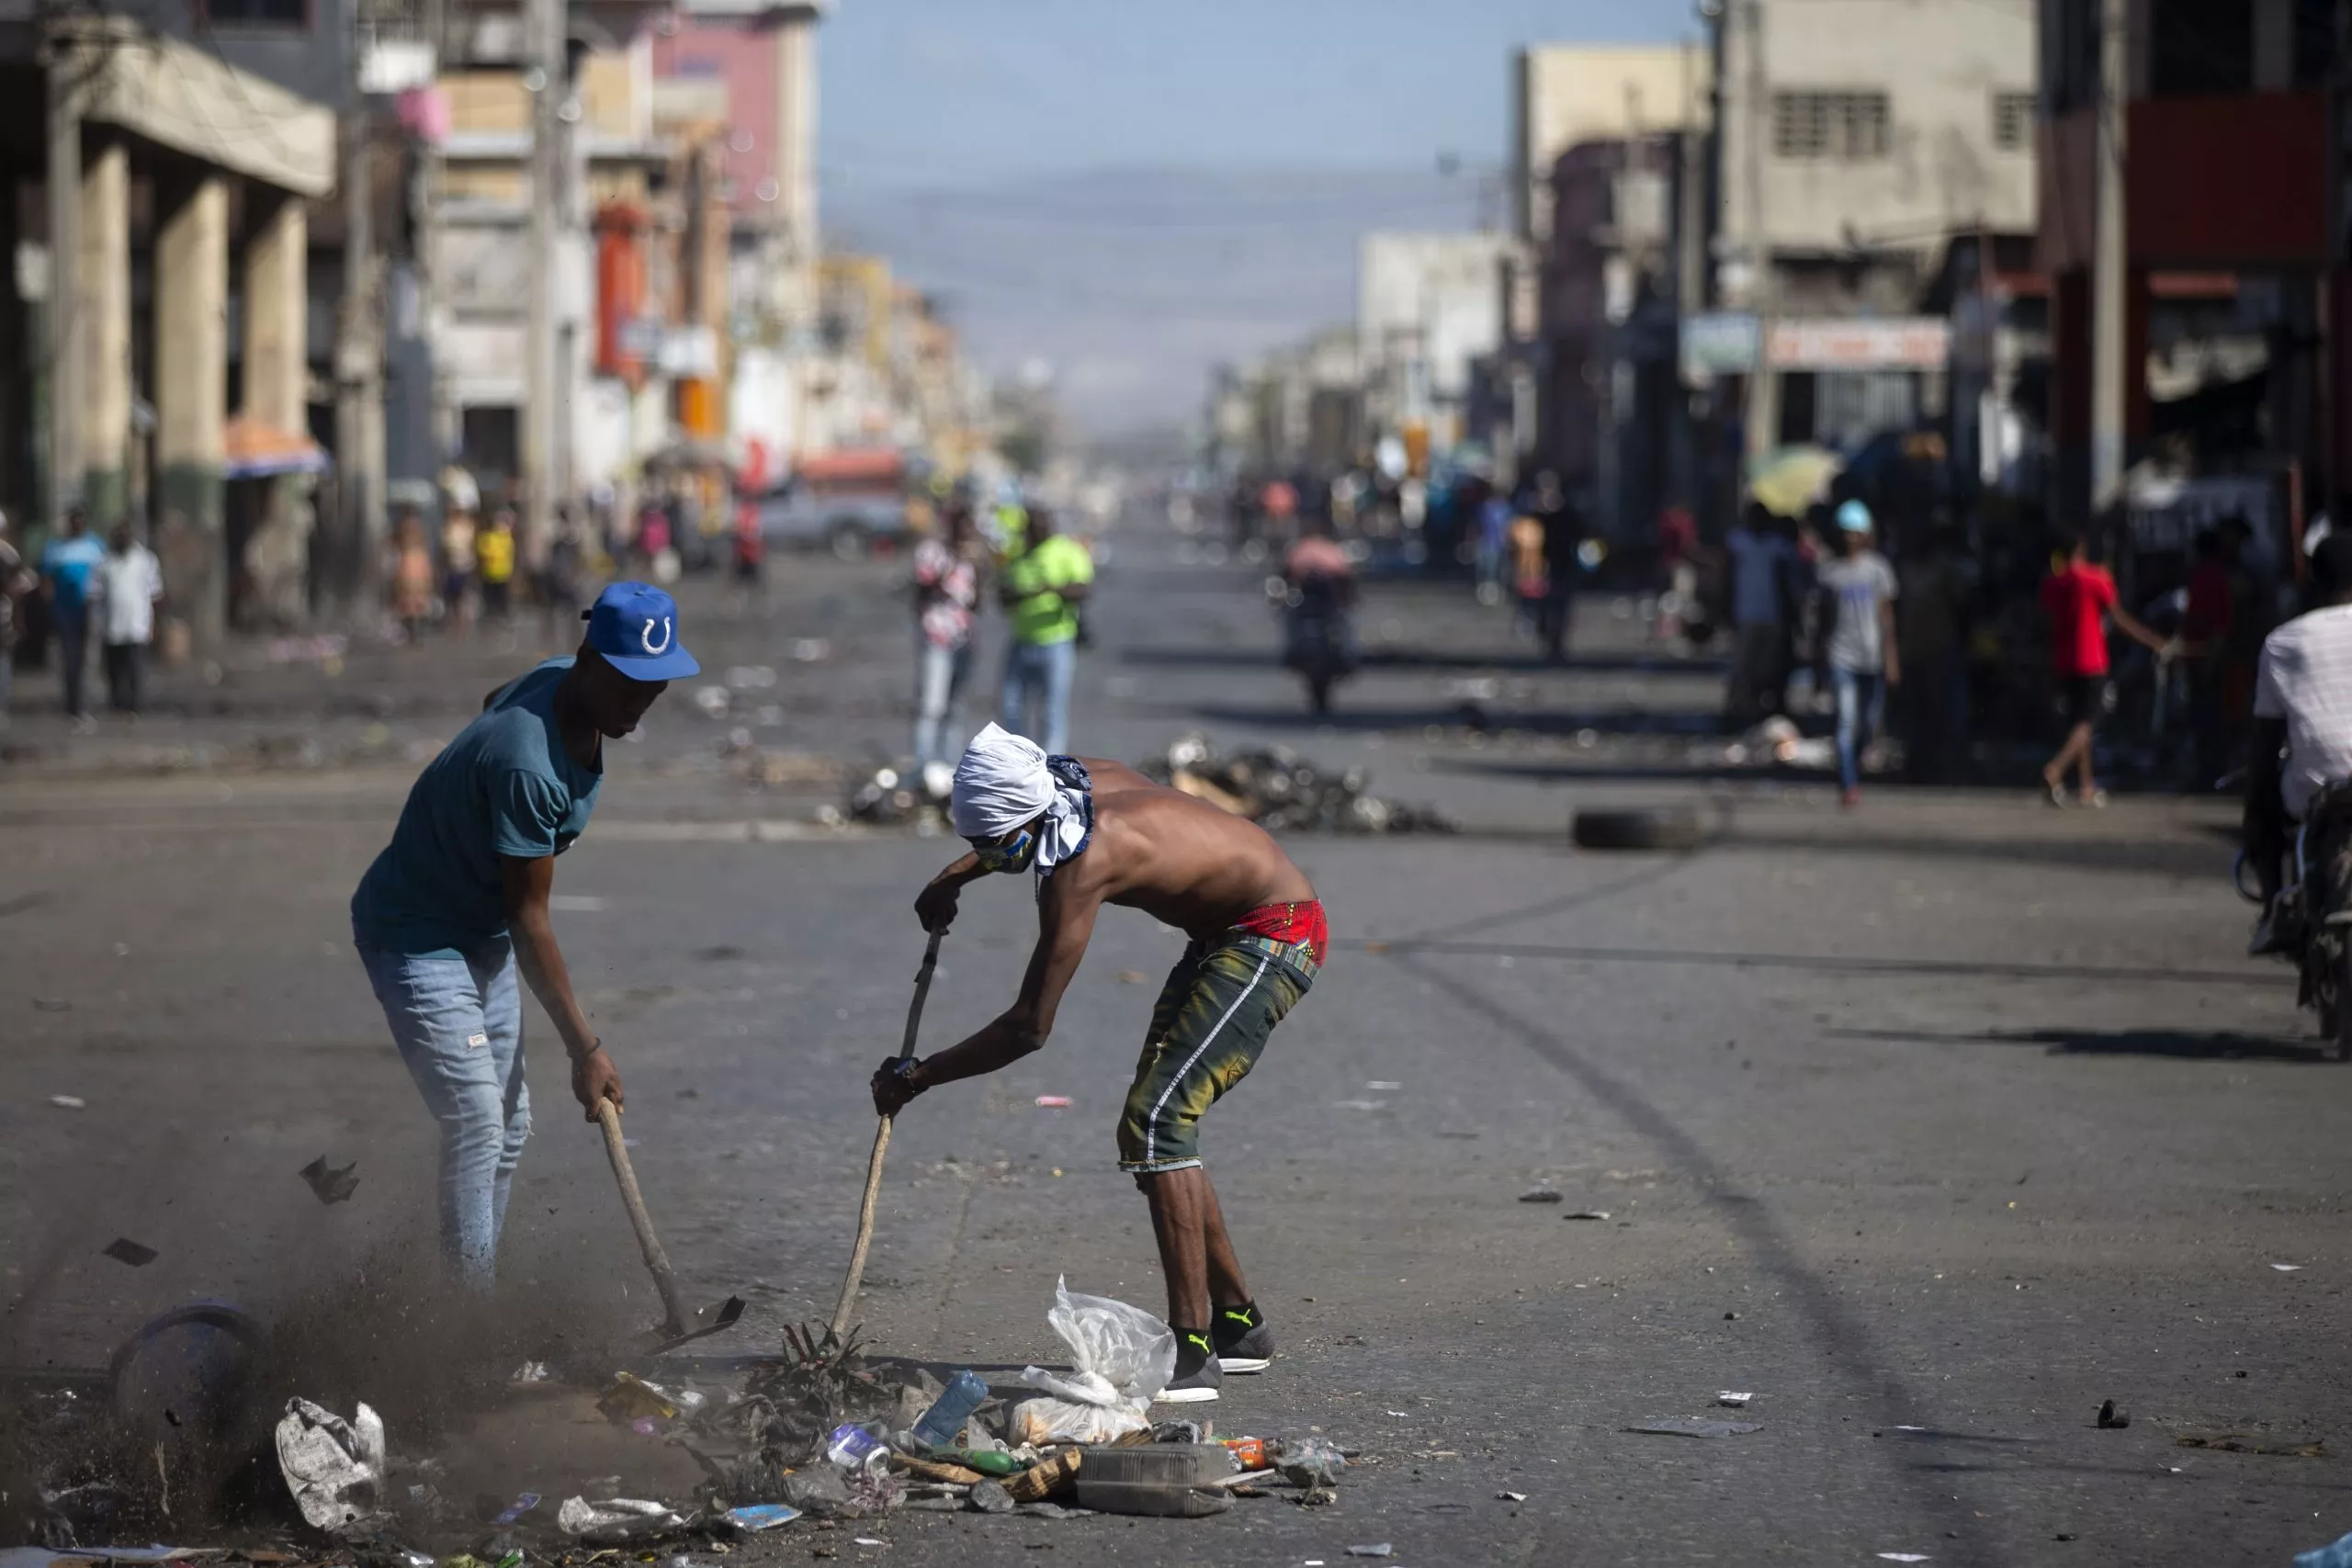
[1153,1386,1221,1404]
[1216,1357,1271,1373]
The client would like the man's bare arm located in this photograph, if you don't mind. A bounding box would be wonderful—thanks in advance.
[502,854,624,1118]
[878,877,1102,1111]
[915,851,996,932]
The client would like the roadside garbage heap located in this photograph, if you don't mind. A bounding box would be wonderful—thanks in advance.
[16,1283,1352,1565]
[1141,733,1456,835]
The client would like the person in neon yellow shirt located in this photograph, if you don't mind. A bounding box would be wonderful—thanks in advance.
[997,506,1092,753]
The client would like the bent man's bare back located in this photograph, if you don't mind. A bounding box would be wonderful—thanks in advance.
[1060,757,1316,937]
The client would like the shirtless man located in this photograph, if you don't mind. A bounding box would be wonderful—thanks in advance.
[872,723,1327,1402]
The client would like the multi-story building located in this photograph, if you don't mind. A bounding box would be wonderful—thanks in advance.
[1712,0,2037,458]
[1513,43,1709,530]
[0,1,341,641]
[2036,0,2340,536]
[1358,231,1526,458]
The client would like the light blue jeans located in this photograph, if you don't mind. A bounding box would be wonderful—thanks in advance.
[357,938,529,1288]
[1831,666,1886,793]
[1001,637,1077,755]
[913,636,973,770]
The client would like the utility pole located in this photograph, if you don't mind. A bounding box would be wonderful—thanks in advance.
[2088,0,2129,514]
[522,0,562,565]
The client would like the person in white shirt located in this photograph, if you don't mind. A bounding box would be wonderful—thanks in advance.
[2245,533,2352,953]
[92,520,163,716]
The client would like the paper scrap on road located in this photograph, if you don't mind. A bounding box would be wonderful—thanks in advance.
[1333,1100,1387,1111]
[1877,1556,1931,1563]
[2271,1263,2303,1272]
[1716,1393,1753,1407]
[1497,1489,1526,1501]
[1564,1210,1612,1221]
[1035,1096,1073,1108]
[48,1094,85,1109]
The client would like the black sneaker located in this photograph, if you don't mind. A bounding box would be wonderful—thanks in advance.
[1212,1303,1273,1374]
[1156,1330,1222,1404]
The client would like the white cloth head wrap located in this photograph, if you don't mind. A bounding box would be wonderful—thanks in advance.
[950,722,1092,872]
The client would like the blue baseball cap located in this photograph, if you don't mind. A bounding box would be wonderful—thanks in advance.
[582,581,699,681]
[1836,499,1874,534]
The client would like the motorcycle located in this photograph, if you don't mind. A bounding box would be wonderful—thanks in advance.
[1270,572,1360,716]
[2237,782,2352,1061]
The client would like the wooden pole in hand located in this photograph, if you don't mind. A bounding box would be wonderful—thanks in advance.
[830,931,942,1343]
[595,1098,691,1337]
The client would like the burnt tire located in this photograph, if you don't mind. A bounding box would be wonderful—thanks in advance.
[1572,806,1703,852]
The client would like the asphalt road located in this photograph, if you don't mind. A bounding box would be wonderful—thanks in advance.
[5,520,2349,1566]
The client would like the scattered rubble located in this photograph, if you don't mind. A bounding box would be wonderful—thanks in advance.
[19,1282,1371,1562]
[1142,733,1455,835]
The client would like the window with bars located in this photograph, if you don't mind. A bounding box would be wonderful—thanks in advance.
[1992,91,2036,152]
[1771,91,1891,161]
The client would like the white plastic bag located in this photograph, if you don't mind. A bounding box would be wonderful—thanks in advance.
[558,1495,690,1542]
[274,1397,387,1534]
[1008,1276,1175,1446]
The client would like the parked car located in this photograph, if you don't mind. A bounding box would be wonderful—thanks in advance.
[754,449,911,559]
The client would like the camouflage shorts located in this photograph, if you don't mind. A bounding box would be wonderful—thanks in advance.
[1116,933,1316,1174]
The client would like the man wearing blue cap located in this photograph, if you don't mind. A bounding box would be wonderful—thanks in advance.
[351,581,698,1287]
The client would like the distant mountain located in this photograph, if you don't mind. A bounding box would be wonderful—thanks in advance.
[822,165,1488,439]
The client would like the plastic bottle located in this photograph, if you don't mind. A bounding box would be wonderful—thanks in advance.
[910,1370,991,1450]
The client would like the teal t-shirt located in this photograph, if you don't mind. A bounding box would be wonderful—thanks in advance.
[351,658,603,956]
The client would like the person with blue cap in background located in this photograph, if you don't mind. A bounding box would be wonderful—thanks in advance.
[351,581,698,1287]
[1816,499,1900,807]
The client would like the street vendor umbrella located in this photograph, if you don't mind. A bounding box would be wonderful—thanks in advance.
[1745,444,1842,518]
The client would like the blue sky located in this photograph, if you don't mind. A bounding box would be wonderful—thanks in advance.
[818,0,1691,196]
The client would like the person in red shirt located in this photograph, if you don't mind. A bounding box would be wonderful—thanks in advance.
[2039,532,2167,806]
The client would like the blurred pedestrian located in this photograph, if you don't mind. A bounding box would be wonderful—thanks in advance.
[349,582,698,1288]
[998,505,1093,754]
[546,507,586,640]
[441,504,478,636]
[1506,505,1548,637]
[1724,502,1800,728]
[2038,530,2167,807]
[1530,471,1582,662]
[1898,520,1975,782]
[1817,500,1901,807]
[0,512,30,729]
[477,508,517,623]
[912,504,983,790]
[40,506,102,728]
[1475,487,1510,606]
[1656,503,1699,642]
[390,508,435,643]
[92,520,162,716]
[2182,526,2233,784]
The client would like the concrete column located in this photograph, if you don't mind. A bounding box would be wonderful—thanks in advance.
[155,173,229,647]
[243,191,306,434]
[45,41,82,524]
[78,139,130,527]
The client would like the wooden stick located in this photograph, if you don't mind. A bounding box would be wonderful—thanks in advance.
[829,931,942,1342]
[595,1098,690,1336]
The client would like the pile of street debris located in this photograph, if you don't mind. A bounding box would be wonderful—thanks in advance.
[9,1283,1353,1564]
[831,736,1453,837]
[1141,733,1455,835]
